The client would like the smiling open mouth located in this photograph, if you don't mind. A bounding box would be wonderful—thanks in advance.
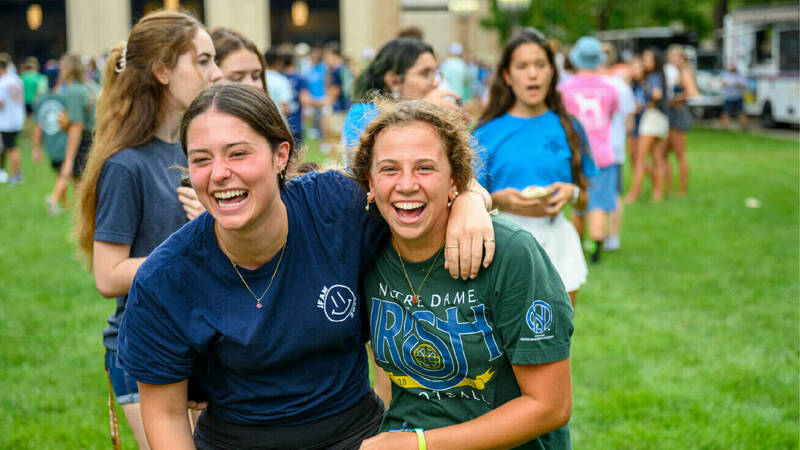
[393,201,425,221]
[214,189,249,207]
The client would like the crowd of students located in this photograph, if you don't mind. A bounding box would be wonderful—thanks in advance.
[0,9,709,449]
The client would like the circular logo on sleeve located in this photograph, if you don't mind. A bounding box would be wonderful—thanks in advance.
[526,300,553,334]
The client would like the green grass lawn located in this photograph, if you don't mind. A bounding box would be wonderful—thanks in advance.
[0,128,797,448]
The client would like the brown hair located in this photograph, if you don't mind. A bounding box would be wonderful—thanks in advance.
[179,83,295,188]
[74,10,202,265]
[60,54,85,84]
[210,27,268,94]
[477,28,588,192]
[350,98,473,198]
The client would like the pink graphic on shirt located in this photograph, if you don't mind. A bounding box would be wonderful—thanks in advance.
[558,74,619,169]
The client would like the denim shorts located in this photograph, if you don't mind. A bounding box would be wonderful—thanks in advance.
[574,165,619,214]
[105,349,140,404]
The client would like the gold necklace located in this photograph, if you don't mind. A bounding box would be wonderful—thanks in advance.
[393,240,444,304]
[222,232,287,309]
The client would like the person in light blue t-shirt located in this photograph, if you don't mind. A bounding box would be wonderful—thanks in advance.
[342,38,460,166]
[474,28,598,307]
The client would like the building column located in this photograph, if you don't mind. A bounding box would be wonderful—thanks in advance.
[341,0,399,60]
[66,0,130,56]
[204,0,270,50]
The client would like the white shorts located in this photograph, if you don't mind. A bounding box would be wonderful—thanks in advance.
[500,211,588,293]
[639,108,669,139]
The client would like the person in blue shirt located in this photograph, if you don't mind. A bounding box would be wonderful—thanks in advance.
[278,44,310,148]
[116,83,495,448]
[341,38,460,166]
[473,28,598,307]
[73,11,223,449]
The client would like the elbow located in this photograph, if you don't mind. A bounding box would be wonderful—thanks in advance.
[94,276,123,298]
[555,400,572,428]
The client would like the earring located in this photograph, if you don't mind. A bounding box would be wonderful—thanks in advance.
[448,191,458,208]
[391,90,400,100]
[365,192,373,211]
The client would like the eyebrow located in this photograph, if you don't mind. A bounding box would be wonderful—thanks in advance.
[375,158,439,165]
[187,141,252,154]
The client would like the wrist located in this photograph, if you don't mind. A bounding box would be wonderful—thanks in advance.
[570,184,580,204]
[415,428,426,450]
[461,187,491,210]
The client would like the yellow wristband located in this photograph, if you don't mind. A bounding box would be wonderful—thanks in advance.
[414,428,426,450]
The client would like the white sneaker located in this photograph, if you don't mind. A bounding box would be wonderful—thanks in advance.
[45,196,61,216]
[0,169,8,184]
[604,236,620,251]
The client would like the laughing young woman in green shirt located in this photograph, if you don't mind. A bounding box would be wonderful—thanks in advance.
[352,100,574,450]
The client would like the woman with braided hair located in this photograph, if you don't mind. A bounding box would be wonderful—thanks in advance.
[73,10,222,447]
[473,28,598,307]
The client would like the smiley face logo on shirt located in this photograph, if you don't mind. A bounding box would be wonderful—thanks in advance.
[317,284,356,322]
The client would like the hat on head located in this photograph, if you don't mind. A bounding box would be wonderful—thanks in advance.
[569,36,606,70]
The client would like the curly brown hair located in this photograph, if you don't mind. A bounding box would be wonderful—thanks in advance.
[350,98,474,197]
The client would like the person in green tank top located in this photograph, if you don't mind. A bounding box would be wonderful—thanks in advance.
[351,100,574,450]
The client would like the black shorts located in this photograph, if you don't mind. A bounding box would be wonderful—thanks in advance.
[1,131,20,150]
[194,391,384,450]
[72,130,92,178]
[25,103,33,115]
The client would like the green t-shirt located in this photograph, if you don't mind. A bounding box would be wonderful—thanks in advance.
[364,217,574,450]
[21,70,47,105]
[64,81,97,131]
[32,93,67,162]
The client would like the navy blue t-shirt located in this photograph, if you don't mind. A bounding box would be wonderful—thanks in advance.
[94,138,188,351]
[117,170,387,425]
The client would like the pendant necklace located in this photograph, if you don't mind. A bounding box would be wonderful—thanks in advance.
[393,239,443,304]
[221,231,288,309]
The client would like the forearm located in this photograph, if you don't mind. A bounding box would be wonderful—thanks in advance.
[60,123,83,176]
[424,394,570,450]
[33,125,42,148]
[140,383,195,450]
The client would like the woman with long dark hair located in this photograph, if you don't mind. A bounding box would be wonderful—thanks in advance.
[473,28,598,307]
[341,38,459,165]
[474,28,597,305]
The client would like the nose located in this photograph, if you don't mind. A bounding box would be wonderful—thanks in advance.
[395,170,419,194]
[209,61,224,84]
[210,158,230,183]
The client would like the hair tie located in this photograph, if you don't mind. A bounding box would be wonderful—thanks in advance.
[114,41,128,73]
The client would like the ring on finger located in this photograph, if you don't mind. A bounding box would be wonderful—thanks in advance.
[484,238,495,243]
[445,244,459,249]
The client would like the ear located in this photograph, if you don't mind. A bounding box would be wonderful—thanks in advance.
[448,179,458,202]
[152,61,170,86]
[275,141,291,172]
[383,71,401,92]
[501,68,511,86]
[367,174,375,199]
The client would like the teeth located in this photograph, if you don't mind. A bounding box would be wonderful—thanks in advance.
[393,202,424,210]
[214,190,246,199]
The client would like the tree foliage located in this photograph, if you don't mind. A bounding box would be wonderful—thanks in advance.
[481,0,786,44]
